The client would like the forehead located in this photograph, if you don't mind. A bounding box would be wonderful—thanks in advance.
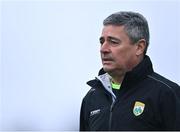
[101,25,126,37]
[101,25,130,41]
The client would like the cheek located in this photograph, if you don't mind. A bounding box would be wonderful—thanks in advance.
[114,48,136,65]
[115,48,131,60]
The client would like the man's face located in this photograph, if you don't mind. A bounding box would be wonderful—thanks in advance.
[100,25,138,75]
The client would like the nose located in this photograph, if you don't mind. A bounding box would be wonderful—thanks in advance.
[100,41,110,53]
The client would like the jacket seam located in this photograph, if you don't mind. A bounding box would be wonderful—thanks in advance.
[147,75,172,90]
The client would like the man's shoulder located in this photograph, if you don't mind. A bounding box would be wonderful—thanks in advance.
[83,84,98,101]
[87,88,96,95]
[147,72,180,91]
[83,78,105,101]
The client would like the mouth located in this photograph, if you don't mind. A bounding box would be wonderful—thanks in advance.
[102,57,113,61]
[102,58,113,64]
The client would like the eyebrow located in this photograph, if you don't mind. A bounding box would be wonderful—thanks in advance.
[107,36,121,42]
[99,36,121,42]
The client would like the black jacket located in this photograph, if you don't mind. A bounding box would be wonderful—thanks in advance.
[80,56,180,131]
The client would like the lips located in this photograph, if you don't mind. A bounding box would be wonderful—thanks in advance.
[102,58,113,64]
[101,54,113,63]
[102,58,113,61]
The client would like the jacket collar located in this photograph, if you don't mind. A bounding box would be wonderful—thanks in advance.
[87,55,154,89]
[121,55,154,88]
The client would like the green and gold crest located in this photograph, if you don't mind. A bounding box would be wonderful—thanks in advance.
[133,101,145,116]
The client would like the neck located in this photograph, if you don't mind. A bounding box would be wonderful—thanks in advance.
[110,74,125,84]
[108,56,145,84]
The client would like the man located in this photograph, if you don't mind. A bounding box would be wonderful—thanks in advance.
[80,11,180,130]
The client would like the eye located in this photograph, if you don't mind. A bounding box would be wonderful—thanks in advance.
[110,39,119,44]
[99,37,105,45]
[108,38,120,46]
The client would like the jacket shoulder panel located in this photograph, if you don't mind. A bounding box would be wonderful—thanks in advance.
[147,72,180,91]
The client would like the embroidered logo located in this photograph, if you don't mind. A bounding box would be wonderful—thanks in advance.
[90,109,101,116]
[133,101,145,116]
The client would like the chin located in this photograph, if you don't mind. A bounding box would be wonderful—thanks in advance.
[103,66,114,73]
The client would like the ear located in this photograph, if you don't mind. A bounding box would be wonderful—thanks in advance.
[135,39,146,56]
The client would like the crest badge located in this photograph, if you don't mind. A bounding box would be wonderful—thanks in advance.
[133,101,145,116]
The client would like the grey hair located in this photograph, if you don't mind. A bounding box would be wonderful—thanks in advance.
[103,11,150,54]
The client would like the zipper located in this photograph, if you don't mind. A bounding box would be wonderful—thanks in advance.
[109,101,115,130]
